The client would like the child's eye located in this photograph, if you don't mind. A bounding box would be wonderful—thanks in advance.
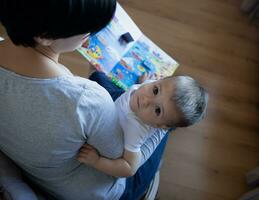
[153,86,159,95]
[155,106,161,116]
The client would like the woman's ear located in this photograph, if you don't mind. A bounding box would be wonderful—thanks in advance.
[34,37,54,46]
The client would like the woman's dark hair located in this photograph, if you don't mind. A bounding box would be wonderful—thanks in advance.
[0,0,116,47]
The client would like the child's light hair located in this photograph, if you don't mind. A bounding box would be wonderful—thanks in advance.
[172,76,208,127]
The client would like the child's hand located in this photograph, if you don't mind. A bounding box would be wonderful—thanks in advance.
[138,72,156,84]
[77,144,100,167]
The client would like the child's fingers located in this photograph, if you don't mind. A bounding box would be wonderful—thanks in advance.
[80,146,93,152]
[80,148,92,154]
[147,72,154,79]
[84,144,93,148]
[82,144,94,149]
[77,155,84,162]
[138,72,148,83]
[77,151,97,164]
[77,152,91,161]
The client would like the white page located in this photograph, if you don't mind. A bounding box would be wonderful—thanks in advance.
[116,3,142,41]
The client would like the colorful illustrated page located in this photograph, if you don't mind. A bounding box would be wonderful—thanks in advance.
[109,35,179,89]
[78,15,131,73]
[78,3,178,90]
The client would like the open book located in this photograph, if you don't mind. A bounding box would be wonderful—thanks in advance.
[78,3,178,90]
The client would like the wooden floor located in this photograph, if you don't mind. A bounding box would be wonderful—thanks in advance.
[1,0,259,199]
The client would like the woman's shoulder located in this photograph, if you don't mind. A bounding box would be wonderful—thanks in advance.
[59,75,103,92]
[58,76,114,107]
[59,75,113,103]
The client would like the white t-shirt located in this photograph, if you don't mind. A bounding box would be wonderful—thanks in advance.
[115,84,166,152]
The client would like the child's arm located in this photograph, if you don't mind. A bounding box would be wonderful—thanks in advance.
[77,144,141,177]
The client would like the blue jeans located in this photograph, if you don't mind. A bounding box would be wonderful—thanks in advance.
[89,71,170,200]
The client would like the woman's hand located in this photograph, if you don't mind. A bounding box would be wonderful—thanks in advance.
[77,144,100,167]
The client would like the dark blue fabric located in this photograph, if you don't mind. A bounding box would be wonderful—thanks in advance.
[89,71,125,101]
[89,71,170,200]
[120,133,169,200]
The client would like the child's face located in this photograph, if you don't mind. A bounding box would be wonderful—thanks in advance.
[129,78,181,129]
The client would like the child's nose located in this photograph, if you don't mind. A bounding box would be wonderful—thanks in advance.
[142,96,153,107]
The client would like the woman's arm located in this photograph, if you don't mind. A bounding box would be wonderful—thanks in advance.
[78,144,141,177]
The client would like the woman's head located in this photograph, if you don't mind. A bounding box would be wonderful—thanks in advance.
[0,0,116,47]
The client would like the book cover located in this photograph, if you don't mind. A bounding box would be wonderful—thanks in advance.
[78,3,178,90]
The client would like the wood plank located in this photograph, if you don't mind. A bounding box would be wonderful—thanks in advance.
[159,176,236,200]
